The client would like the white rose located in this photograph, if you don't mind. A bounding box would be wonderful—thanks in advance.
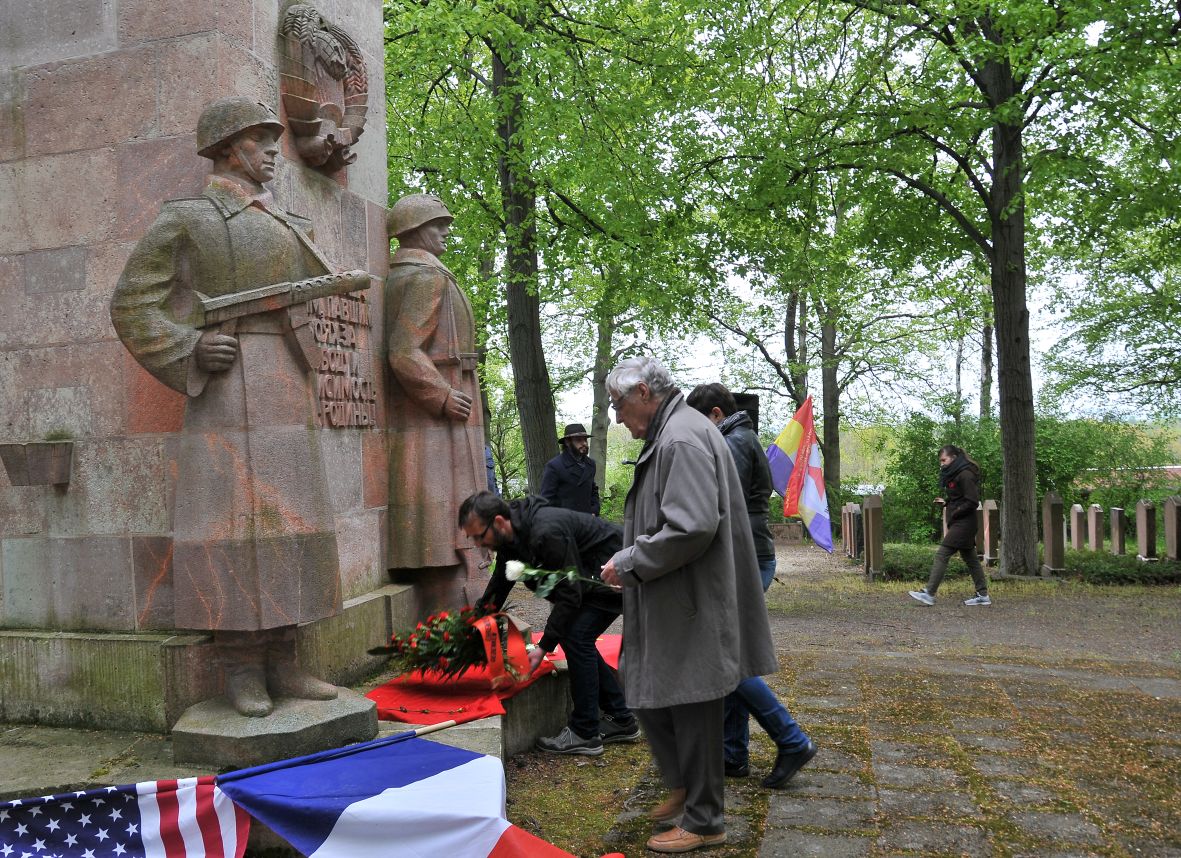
[505,560,525,581]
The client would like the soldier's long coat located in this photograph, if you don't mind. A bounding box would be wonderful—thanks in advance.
[111,179,341,631]
[384,247,485,569]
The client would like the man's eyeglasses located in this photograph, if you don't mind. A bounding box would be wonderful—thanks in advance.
[476,520,494,541]
[609,390,631,411]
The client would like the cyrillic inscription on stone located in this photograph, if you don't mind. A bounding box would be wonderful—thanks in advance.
[307,293,377,428]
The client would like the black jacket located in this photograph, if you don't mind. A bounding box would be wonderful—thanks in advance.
[479,496,622,652]
[717,411,775,560]
[940,457,980,550]
[539,448,601,515]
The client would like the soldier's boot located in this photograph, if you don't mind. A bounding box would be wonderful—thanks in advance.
[217,632,274,717]
[265,627,338,701]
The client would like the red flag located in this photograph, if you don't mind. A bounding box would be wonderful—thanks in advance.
[783,397,816,517]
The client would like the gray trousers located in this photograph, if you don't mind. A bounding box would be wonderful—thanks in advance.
[635,697,725,835]
[926,543,989,596]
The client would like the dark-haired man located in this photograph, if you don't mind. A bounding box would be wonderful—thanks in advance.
[458,491,638,755]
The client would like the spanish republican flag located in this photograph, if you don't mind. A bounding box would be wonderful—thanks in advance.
[765,396,833,553]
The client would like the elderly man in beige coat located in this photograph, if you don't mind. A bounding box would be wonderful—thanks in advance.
[602,356,777,854]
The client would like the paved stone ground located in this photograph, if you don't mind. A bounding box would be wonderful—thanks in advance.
[751,649,1181,857]
[507,543,1181,857]
[3,544,1180,857]
[750,546,1181,857]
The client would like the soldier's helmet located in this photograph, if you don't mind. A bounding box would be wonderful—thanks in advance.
[387,194,453,237]
[196,97,285,159]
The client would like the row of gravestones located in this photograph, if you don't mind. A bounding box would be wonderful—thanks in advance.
[843,495,1181,579]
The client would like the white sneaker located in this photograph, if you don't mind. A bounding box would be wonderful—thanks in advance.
[964,593,992,606]
[908,589,935,606]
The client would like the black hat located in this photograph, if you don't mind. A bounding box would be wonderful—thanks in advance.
[560,423,591,440]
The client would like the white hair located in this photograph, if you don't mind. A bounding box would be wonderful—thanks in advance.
[606,356,674,400]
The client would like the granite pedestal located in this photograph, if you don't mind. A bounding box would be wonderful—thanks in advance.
[171,688,378,767]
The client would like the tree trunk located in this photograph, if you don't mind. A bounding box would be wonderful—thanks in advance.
[476,249,496,434]
[980,319,994,420]
[492,29,556,493]
[784,289,808,405]
[590,303,616,491]
[954,331,964,430]
[987,60,1039,577]
[820,317,841,522]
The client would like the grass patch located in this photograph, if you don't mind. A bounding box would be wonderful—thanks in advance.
[504,740,775,857]
[866,542,1181,585]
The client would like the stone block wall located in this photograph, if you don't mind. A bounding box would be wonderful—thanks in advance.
[0,1,391,638]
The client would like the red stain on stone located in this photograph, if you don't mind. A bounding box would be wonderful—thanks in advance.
[134,538,173,629]
[362,430,388,509]
[125,352,184,434]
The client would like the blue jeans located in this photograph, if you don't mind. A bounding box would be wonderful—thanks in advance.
[562,605,632,739]
[758,554,776,591]
[724,556,809,766]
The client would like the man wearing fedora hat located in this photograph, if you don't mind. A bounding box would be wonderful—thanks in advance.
[540,423,602,515]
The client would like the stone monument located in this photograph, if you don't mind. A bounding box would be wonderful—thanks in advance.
[861,494,884,580]
[1069,503,1087,551]
[1164,496,1181,562]
[1041,492,1065,575]
[0,1,405,755]
[1087,503,1104,553]
[1136,500,1157,561]
[982,499,1000,566]
[1111,507,1127,555]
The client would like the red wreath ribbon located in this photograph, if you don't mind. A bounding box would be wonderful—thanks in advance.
[472,614,532,690]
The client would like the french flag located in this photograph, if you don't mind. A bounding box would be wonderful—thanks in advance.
[216,734,573,857]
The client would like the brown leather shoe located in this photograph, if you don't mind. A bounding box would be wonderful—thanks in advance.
[648,788,687,823]
[646,827,727,853]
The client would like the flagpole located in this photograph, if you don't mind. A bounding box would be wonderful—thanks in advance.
[216,719,460,783]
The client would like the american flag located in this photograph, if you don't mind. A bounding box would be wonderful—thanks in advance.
[0,778,248,858]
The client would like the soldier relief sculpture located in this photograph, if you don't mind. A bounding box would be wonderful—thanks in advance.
[111,98,369,717]
[385,195,487,576]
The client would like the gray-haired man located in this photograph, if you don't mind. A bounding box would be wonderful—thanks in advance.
[600,357,777,853]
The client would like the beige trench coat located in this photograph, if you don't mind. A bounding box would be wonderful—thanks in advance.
[610,392,778,710]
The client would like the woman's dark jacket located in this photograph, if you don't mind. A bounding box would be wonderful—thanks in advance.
[940,456,980,550]
[479,496,622,652]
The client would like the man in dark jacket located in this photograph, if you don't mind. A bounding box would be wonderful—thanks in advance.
[909,445,992,606]
[539,423,601,514]
[687,383,817,790]
[459,491,638,755]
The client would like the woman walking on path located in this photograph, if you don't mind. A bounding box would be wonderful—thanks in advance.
[909,445,992,607]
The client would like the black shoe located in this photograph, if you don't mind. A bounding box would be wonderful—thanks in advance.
[762,740,817,789]
[535,726,604,756]
[599,713,641,744]
[724,760,750,778]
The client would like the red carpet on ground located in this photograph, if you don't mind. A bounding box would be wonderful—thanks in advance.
[367,634,622,724]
